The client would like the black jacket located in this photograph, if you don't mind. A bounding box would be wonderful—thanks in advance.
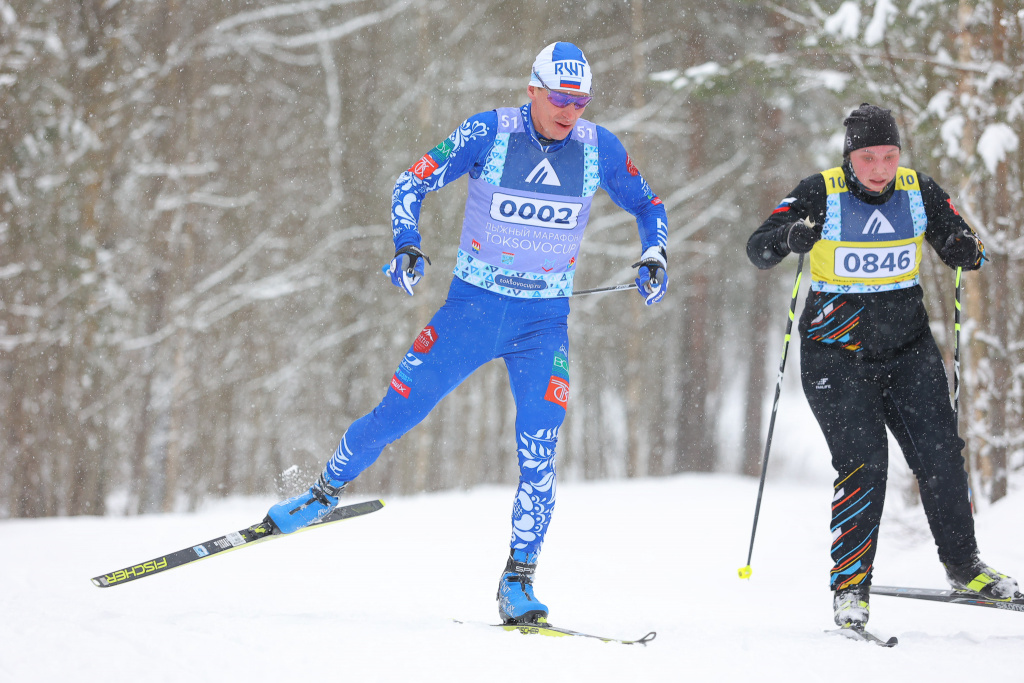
[747,161,981,357]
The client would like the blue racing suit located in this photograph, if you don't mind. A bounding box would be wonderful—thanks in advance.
[324,103,668,555]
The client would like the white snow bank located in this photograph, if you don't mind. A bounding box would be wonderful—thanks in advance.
[2,473,1022,682]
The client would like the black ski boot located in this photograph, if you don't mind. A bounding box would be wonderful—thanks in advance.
[833,584,870,627]
[944,555,1019,599]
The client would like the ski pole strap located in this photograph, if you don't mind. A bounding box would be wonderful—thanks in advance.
[631,246,667,290]
[395,245,431,275]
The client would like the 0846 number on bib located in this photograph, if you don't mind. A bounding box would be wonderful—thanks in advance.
[834,243,917,280]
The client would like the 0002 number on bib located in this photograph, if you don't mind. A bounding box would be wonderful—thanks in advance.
[489,192,582,230]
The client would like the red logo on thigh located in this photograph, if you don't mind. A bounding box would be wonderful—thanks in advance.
[414,325,438,353]
[544,376,570,409]
[390,375,411,398]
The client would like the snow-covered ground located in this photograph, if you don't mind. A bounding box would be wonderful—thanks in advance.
[2,473,1022,682]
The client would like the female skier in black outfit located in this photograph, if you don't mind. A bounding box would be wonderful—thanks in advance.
[747,104,1017,627]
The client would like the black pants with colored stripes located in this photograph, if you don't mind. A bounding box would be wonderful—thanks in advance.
[800,331,978,590]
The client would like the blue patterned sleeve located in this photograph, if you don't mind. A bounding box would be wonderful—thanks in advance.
[391,112,498,251]
[596,126,668,253]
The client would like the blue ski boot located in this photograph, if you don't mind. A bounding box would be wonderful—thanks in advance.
[268,472,346,534]
[497,550,548,624]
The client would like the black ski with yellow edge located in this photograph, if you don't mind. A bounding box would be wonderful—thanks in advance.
[91,499,385,588]
[871,585,1024,613]
[454,618,655,645]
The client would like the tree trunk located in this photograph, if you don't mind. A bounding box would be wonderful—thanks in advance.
[987,0,1010,502]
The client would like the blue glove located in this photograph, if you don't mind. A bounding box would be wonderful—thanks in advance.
[383,245,431,296]
[632,246,667,306]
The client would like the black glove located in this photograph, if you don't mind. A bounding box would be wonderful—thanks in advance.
[783,218,821,254]
[941,230,985,269]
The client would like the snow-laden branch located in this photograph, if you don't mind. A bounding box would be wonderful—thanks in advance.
[250,316,374,392]
[164,0,417,73]
[173,231,278,313]
[763,1,817,27]
[219,0,413,50]
[0,263,25,279]
[0,331,53,353]
[154,190,259,213]
[189,270,323,331]
[132,161,220,179]
[571,199,731,317]
[310,11,344,220]
[973,330,1009,356]
[120,224,384,351]
[965,428,1024,451]
[375,1,488,135]
[658,150,748,215]
[977,123,1020,175]
[0,1,17,26]
[583,150,747,241]
[809,46,1006,77]
[211,0,370,34]
[2,171,29,207]
[599,88,679,136]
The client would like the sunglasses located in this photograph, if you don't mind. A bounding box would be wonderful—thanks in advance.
[533,71,592,110]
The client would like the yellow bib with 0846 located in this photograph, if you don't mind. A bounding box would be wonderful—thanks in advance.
[809,167,927,293]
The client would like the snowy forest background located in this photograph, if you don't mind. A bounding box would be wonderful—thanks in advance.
[1,0,1022,519]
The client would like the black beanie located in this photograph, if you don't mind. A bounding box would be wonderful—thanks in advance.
[843,103,901,155]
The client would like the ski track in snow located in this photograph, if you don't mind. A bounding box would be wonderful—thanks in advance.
[1,474,1022,682]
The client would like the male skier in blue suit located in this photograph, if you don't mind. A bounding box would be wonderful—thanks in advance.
[268,42,669,624]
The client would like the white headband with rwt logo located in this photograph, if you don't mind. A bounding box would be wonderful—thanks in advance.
[528,42,592,95]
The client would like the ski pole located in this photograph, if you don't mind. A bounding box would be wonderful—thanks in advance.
[953,266,962,424]
[571,282,635,297]
[954,266,975,513]
[575,269,662,297]
[739,252,804,580]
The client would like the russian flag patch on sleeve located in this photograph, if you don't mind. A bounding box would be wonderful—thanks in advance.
[772,197,796,215]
